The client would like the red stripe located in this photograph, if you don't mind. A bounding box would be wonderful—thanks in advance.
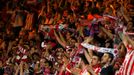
[130,63,134,75]
[121,51,131,75]
[125,51,133,75]
[122,53,129,75]
[122,61,126,75]
[120,67,123,75]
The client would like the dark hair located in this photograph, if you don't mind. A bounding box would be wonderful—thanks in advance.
[45,60,53,68]
[79,54,89,65]
[93,52,101,61]
[32,52,40,60]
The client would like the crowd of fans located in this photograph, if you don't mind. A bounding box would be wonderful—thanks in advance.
[0,0,134,75]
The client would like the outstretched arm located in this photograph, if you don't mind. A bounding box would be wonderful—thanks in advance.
[121,33,134,50]
[54,30,67,48]
[100,26,113,40]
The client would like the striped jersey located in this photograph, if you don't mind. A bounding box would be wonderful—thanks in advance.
[116,50,134,75]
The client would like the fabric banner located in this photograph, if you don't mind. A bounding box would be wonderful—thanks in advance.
[81,43,118,57]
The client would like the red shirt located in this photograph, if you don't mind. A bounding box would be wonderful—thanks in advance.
[92,64,101,75]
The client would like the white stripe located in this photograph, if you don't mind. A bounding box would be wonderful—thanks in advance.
[81,43,118,56]
[22,55,27,59]
[123,51,134,75]
[16,55,20,60]
[94,68,98,73]
[81,43,95,50]
[66,67,71,73]
[123,52,130,75]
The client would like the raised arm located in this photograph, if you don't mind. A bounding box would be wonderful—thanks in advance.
[83,36,94,43]
[81,36,117,56]
[58,31,67,45]
[58,0,63,7]
[83,37,95,64]
[38,6,45,18]
[100,26,113,39]
[20,61,24,75]
[54,30,67,48]
[84,49,93,64]
[121,33,134,50]
[91,0,95,8]
[14,63,19,75]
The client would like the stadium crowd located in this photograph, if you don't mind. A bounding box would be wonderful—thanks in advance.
[0,0,134,75]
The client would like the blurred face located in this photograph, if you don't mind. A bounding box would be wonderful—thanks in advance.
[56,52,62,60]
[44,62,49,68]
[33,55,39,61]
[24,63,29,70]
[66,32,71,40]
[63,10,68,17]
[127,22,133,31]
[56,52,64,64]
[105,42,110,48]
[118,45,126,57]
[56,48,63,52]
[101,53,110,64]
[40,59,46,67]
[91,56,100,66]
[98,30,105,37]
[19,39,23,45]
[69,39,76,47]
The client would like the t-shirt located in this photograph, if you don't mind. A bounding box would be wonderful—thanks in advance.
[0,67,4,75]
[100,65,114,75]
[93,64,101,74]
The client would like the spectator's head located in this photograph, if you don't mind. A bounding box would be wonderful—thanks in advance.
[40,58,46,67]
[66,32,71,40]
[23,62,29,70]
[91,54,101,66]
[32,52,40,61]
[127,21,133,32]
[105,39,113,48]
[101,52,114,64]
[19,39,24,45]
[118,43,127,57]
[44,60,53,68]
[56,51,63,63]
[69,37,77,48]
